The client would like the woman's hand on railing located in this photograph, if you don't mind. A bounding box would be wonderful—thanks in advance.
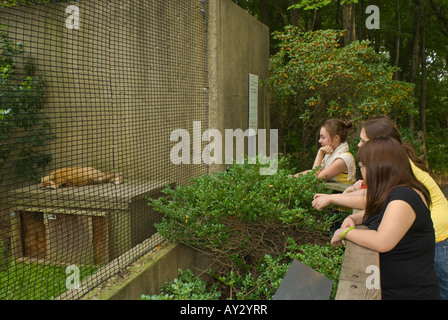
[341,216,356,229]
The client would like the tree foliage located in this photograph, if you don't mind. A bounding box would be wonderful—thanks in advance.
[266,27,414,167]
[233,0,448,173]
[0,26,53,182]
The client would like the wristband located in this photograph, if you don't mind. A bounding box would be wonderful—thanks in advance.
[340,227,355,240]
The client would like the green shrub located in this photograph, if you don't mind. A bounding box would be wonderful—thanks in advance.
[146,156,346,300]
[142,240,345,300]
[215,239,344,300]
[148,155,335,271]
[141,269,221,300]
[266,27,415,167]
[284,239,344,299]
[0,26,54,183]
[426,129,448,173]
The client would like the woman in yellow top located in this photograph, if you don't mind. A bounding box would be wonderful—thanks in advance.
[295,119,356,185]
[313,115,448,300]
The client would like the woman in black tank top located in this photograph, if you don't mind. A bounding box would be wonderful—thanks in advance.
[331,136,440,299]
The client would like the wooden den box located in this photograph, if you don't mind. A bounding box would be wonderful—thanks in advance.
[8,181,171,266]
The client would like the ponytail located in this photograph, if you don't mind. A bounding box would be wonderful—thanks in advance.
[323,119,353,142]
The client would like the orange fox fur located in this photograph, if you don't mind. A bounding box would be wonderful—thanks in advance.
[40,166,124,189]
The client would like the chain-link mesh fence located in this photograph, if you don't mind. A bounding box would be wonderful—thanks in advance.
[0,0,209,300]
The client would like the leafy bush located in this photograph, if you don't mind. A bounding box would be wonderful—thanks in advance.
[266,27,415,167]
[141,240,344,300]
[0,26,54,182]
[149,156,335,272]
[141,269,221,300]
[284,239,344,299]
[214,239,344,300]
[426,129,448,174]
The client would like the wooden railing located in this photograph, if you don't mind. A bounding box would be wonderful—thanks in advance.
[335,225,381,300]
[325,182,381,300]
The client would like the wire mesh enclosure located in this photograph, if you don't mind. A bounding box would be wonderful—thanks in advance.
[0,0,209,299]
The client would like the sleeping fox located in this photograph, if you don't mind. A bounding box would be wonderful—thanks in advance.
[40,166,124,189]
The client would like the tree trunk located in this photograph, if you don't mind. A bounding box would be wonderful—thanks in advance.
[342,3,356,46]
[409,0,423,131]
[259,0,270,27]
[410,0,422,84]
[287,0,299,26]
[418,0,428,166]
[419,1,427,135]
[393,0,401,80]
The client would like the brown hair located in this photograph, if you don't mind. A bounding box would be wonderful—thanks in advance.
[362,115,429,172]
[323,119,353,143]
[358,136,431,219]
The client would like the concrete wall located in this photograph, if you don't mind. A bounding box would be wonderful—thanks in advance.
[0,0,270,183]
[82,242,213,300]
[208,0,271,174]
[83,1,271,299]
[0,0,209,187]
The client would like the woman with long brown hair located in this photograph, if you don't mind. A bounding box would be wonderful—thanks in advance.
[315,115,448,299]
[331,136,440,299]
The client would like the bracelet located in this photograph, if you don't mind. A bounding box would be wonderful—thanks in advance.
[340,227,355,240]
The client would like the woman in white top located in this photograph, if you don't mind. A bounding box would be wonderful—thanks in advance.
[295,119,356,184]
